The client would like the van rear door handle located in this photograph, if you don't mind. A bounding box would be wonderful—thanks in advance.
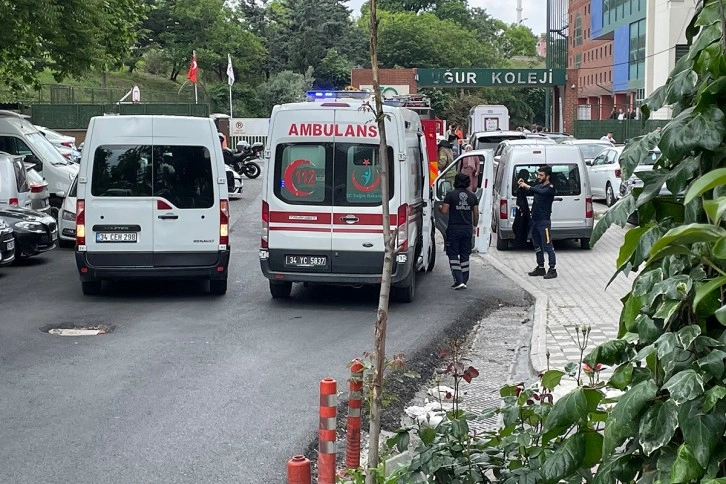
[158,214,179,220]
[554,197,564,202]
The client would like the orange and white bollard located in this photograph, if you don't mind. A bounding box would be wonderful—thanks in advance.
[346,360,364,469]
[318,377,337,484]
[286,455,311,484]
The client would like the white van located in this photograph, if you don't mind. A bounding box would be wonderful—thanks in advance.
[468,105,510,134]
[74,115,231,295]
[492,144,593,250]
[259,91,435,302]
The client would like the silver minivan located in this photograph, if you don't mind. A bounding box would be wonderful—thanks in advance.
[492,144,593,250]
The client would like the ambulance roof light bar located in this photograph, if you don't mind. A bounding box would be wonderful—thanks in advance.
[306,90,371,101]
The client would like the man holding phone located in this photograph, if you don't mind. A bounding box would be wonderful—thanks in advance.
[517,165,557,279]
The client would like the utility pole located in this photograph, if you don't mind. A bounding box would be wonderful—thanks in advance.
[516,0,523,24]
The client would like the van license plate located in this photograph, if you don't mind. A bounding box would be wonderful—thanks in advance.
[96,232,137,243]
[285,255,326,267]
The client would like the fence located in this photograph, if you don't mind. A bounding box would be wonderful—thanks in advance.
[572,118,670,142]
[30,103,210,129]
[37,84,204,104]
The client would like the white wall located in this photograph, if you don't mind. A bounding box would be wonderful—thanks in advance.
[645,0,697,119]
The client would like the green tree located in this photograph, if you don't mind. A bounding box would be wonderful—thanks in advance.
[502,24,538,58]
[257,69,314,113]
[315,49,354,89]
[0,0,146,89]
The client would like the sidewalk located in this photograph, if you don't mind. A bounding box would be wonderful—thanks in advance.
[481,221,633,374]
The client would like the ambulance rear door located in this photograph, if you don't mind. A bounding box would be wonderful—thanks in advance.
[266,108,334,274]
[330,108,400,275]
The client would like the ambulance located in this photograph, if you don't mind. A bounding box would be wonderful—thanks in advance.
[259,91,436,302]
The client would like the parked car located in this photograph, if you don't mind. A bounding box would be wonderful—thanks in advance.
[0,111,79,219]
[35,126,77,151]
[588,146,624,206]
[541,132,574,143]
[620,148,671,225]
[0,217,15,266]
[0,205,57,259]
[560,139,614,165]
[58,174,78,247]
[25,166,51,214]
[492,143,593,250]
[226,165,244,199]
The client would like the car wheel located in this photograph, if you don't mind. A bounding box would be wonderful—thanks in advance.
[496,228,509,251]
[426,228,436,272]
[269,281,292,298]
[81,280,102,295]
[605,183,616,207]
[209,279,227,295]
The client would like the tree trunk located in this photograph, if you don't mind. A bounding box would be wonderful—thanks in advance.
[366,0,395,481]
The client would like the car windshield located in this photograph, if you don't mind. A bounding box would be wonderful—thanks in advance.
[26,132,69,165]
[577,144,609,159]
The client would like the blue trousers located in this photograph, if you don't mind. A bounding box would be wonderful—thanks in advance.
[445,227,472,284]
[531,219,556,268]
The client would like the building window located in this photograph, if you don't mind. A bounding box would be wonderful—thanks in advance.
[574,14,582,46]
[629,19,646,80]
[575,53,582,68]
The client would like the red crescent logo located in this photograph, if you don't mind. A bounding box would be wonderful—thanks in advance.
[351,170,381,193]
[283,159,314,197]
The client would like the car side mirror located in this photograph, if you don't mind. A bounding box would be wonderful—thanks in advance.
[585,160,592,166]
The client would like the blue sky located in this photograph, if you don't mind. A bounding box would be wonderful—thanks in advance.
[346,0,547,36]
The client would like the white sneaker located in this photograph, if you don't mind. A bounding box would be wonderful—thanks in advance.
[454,283,467,290]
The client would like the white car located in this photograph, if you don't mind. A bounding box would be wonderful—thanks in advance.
[560,139,614,166]
[58,175,78,247]
[35,126,77,151]
[588,146,624,207]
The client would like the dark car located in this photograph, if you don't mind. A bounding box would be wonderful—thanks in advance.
[0,205,57,259]
[0,217,14,266]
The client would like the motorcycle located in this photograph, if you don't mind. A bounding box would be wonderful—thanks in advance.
[229,141,263,179]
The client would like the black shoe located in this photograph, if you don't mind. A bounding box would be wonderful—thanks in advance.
[451,282,459,288]
[544,268,558,279]
[528,266,546,276]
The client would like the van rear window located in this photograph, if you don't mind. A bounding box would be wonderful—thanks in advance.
[91,145,214,208]
[274,143,393,206]
[512,164,581,197]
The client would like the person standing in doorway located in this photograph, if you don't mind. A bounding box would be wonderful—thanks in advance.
[517,166,557,279]
[439,173,479,289]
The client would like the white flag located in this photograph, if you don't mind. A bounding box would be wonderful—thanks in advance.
[227,54,235,86]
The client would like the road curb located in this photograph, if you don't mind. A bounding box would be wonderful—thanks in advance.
[480,252,549,374]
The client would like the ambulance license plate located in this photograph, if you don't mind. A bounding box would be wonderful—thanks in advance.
[285,255,326,268]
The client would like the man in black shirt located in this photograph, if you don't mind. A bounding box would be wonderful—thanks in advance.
[518,165,557,279]
[440,173,479,289]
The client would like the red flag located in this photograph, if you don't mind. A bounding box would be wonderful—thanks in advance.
[187,52,198,84]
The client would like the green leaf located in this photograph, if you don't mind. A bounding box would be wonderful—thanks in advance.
[619,133,662,180]
[641,85,667,121]
[695,0,721,27]
[678,325,702,349]
[582,430,604,468]
[656,332,680,359]
[671,444,705,483]
[685,168,726,204]
[695,277,726,311]
[703,480,726,484]
[654,299,682,323]
[583,388,604,412]
[663,369,704,404]
[639,399,679,456]
[617,224,651,268]
[649,224,726,257]
[638,317,661,345]
[666,69,698,105]
[697,350,726,380]
[541,432,585,484]
[633,268,664,297]
[542,387,588,435]
[419,427,436,445]
[714,237,726,259]
[584,339,628,367]
[704,386,726,412]
[660,106,726,160]
[717,305,726,325]
[541,370,565,391]
[608,364,634,390]
[680,397,726,469]
[602,380,658,456]
[703,197,726,223]
[590,194,636,247]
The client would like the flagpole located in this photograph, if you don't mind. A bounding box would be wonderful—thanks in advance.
[193,50,198,104]
[228,83,233,140]
[227,54,235,142]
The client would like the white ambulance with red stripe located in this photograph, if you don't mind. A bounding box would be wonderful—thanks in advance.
[259,91,435,302]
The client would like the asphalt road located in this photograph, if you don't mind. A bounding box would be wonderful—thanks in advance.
[0,177,525,483]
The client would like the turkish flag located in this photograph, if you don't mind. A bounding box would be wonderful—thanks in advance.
[187,52,198,84]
